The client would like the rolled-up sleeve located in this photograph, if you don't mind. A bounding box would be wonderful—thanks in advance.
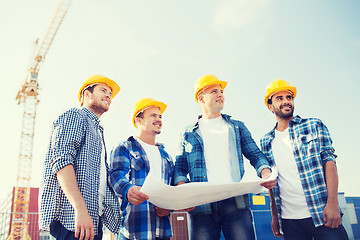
[50,111,84,175]
[317,120,337,164]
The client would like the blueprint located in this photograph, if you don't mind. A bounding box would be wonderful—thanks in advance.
[140,168,277,210]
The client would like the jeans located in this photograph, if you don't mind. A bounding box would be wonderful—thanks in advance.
[190,197,255,240]
[50,220,103,240]
[282,217,349,240]
[114,231,169,240]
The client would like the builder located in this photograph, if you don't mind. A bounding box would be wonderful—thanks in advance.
[174,74,277,240]
[39,75,121,240]
[261,79,349,239]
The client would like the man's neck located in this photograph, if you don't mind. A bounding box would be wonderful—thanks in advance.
[137,132,156,145]
[276,116,294,132]
[83,105,104,118]
[202,111,221,120]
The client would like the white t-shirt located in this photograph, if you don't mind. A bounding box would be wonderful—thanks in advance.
[98,130,106,216]
[137,138,162,180]
[199,116,232,184]
[272,128,311,219]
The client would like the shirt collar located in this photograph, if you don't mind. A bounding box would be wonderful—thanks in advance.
[81,107,102,129]
[269,115,303,137]
[193,113,231,131]
[128,136,164,148]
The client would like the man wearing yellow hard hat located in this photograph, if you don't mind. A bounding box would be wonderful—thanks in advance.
[109,98,175,240]
[39,75,121,239]
[174,74,276,240]
[261,79,349,239]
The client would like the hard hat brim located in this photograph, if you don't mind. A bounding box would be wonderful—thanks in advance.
[78,75,120,102]
[264,86,297,107]
[195,80,228,103]
[132,99,167,128]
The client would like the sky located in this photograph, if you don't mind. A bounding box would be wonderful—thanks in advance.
[0,0,359,203]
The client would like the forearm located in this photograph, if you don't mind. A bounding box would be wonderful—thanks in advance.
[56,164,88,212]
[324,161,339,204]
[269,189,278,218]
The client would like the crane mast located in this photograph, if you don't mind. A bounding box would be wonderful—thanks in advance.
[8,1,71,239]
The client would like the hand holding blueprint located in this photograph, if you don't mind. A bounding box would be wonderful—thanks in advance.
[141,168,277,210]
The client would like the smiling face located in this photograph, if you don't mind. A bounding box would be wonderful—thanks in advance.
[83,83,113,117]
[136,106,163,135]
[268,91,295,120]
[198,84,224,118]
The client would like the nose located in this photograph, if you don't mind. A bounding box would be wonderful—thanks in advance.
[105,92,112,99]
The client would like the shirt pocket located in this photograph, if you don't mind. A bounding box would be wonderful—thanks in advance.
[129,150,145,171]
[299,133,318,157]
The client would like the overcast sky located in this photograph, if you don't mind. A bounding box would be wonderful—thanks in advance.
[1,0,359,203]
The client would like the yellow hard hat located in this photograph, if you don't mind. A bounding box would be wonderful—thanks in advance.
[264,79,297,107]
[194,74,227,102]
[78,74,120,102]
[131,98,167,128]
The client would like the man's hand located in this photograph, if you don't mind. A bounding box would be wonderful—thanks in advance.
[155,207,171,217]
[271,216,282,238]
[127,186,149,205]
[323,201,341,228]
[260,168,277,189]
[74,208,95,240]
[175,181,195,212]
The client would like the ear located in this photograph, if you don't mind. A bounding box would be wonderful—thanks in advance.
[83,89,91,99]
[198,95,204,103]
[268,104,274,113]
[135,117,142,127]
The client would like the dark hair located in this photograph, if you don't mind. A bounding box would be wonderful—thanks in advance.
[80,84,97,106]
[84,84,96,94]
[136,111,144,119]
[267,98,272,105]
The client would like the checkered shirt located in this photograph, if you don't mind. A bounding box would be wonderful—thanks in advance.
[174,114,270,214]
[260,115,337,227]
[39,107,121,234]
[109,136,174,240]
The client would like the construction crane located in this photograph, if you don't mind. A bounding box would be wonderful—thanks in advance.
[8,1,72,239]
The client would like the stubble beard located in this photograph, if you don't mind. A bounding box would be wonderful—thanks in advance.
[274,105,294,120]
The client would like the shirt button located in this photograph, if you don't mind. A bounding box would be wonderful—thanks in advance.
[204,176,206,179]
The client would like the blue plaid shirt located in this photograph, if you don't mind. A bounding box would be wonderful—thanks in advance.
[109,136,174,240]
[39,107,121,234]
[260,115,337,227]
[174,114,270,214]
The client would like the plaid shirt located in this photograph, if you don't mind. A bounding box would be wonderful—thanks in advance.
[39,107,121,234]
[109,136,174,240]
[174,114,270,214]
[260,115,337,227]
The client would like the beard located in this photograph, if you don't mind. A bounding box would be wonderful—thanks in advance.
[273,104,294,119]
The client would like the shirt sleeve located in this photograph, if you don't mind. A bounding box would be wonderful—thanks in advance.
[239,123,271,177]
[109,144,134,201]
[174,132,190,185]
[50,111,84,175]
[316,120,337,164]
